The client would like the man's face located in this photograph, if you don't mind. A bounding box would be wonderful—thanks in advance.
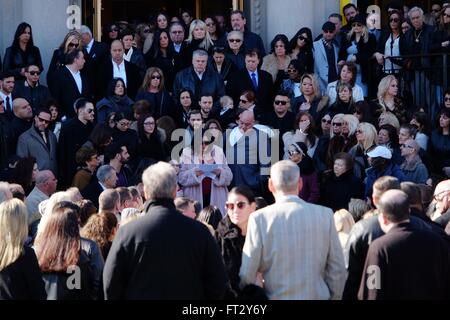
[431,4,441,17]
[81,32,91,46]
[239,114,254,133]
[189,114,203,130]
[122,35,134,50]
[16,100,33,120]
[105,170,118,189]
[434,185,450,214]
[0,98,4,113]
[329,17,341,32]
[75,51,86,70]
[410,10,423,29]
[199,96,213,114]
[323,29,335,41]
[25,65,40,84]
[192,55,208,73]
[119,146,130,163]
[1,76,15,94]
[170,25,185,44]
[231,13,245,31]
[34,112,51,132]
[273,95,289,115]
[344,7,358,23]
[111,42,124,62]
[45,173,58,194]
[213,52,225,64]
[215,15,226,30]
[245,55,259,72]
[80,102,95,122]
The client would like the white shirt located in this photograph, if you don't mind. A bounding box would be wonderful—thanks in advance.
[326,80,364,105]
[66,66,82,94]
[86,38,94,54]
[293,82,301,97]
[0,91,13,113]
[383,35,401,73]
[173,43,182,53]
[99,181,108,191]
[195,71,203,80]
[112,59,127,86]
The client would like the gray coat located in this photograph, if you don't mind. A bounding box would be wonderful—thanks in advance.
[16,126,57,175]
[313,39,339,94]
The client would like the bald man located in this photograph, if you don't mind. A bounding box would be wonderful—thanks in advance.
[25,170,57,224]
[96,39,141,101]
[432,180,450,228]
[359,190,450,300]
[8,98,33,156]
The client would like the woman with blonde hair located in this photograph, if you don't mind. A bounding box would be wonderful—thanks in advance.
[334,209,356,249]
[371,75,407,123]
[378,110,400,132]
[0,199,46,299]
[326,114,359,169]
[185,19,214,58]
[349,122,378,179]
[338,14,376,97]
[294,73,327,123]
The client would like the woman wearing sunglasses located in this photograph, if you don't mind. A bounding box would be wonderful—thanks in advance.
[225,31,246,71]
[215,186,257,299]
[178,130,233,217]
[338,14,376,98]
[289,27,314,74]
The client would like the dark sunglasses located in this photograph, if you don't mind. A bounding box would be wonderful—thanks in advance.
[86,109,94,114]
[323,30,334,34]
[68,42,78,48]
[28,71,40,76]
[274,100,288,105]
[389,18,400,23]
[110,28,119,32]
[332,122,342,127]
[445,97,450,102]
[352,23,363,27]
[322,119,332,124]
[298,35,307,41]
[0,101,4,105]
[228,38,242,43]
[202,140,213,145]
[240,99,249,103]
[432,9,441,13]
[225,201,248,210]
[443,13,450,18]
[143,29,151,33]
[38,117,50,124]
[151,75,161,80]
[400,144,413,149]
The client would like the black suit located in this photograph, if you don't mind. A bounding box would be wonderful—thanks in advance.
[81,181,104,209]
[49,67,91,118]
[96,60,142,101]
[87,41,108,65]
[103,198,227,299]
[226,69,274,118]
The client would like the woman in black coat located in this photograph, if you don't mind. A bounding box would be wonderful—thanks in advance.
[3,22,43,80]
[289,27,314,73]
[216,186,257,299]
[136,114,168,163]
[320,152,364,211]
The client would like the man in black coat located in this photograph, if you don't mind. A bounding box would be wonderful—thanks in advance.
[57,98,94,189]
[358,190,450,300]
[226,48,274,119]
[8,98,33,158]
[230,10,266,56]
[81,165,117,209]
[96,40,141,101]
[103,162,227,299]
[13,64,50,111]
[49,49,91,119]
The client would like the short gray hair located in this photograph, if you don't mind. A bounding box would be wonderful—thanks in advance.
[270,160,300,193]
[142,162,177,200]
[227,30,243,41]
[192,49,209,59]
[0,182,12,203]
[35,170,54,185]
[97,165,116,183]
[80,25,92,37]
[99,189,120,212]
[408,6,424,19]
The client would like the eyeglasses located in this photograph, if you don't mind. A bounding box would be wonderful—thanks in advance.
[432,9,441,13]
[240,99,249,103]
[322,119,332,124]
[352,23,363,27]
[151,75,161,80]
[389,18,400,23]
[28,71,40,76]
[118,122,130,127]
[332,122,342,127]
[433,189,450,201]
[288,150,300,156]
[287,68,297,73]
[38,117,50,124]
[274,100,288,105]
[228,38,242,43]
[298,35,307,41]
[225,201,248,210]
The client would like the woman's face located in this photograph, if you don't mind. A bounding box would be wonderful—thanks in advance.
[226,193,255,229]
[332,118,343,135]
[287,64,299,80]
[410,118,423,131]
[109,25,119,40]
[321,115,331,132]
[398,128,411,144]
[341,120,350,135]
[32,163,39,182]
[114,81,125,96]
[108,115,116,128]
[49,106,58,121]
[333,159,348,177]
[340,66,353,83]
[274,40,286,57]
[338,87,351,102]
[387,79,398,97]
[389,13,401,30]
[288,145,303,163]
[193,26,206,39]
[444,94,450,108]
[296,33,308,48]
[157,14,168,29]
[143,116,156,134]
[205,18,216,35]
[239,95,252,108]
[352,21,363,34]
[116,118,130,132]
[180,92,192,108]
[20,27,31,43]
[213,52,225,65]
[299,115,310,131]
[378,129,390,145]
[150,72,161,89]
[301,77,313,96]
[86,154,99,170]
[440,113,450,129]
[356,126,365,142]
[159,32,169,48]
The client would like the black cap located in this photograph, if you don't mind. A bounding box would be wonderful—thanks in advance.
[352,14,366,25]
[322,21,336,32]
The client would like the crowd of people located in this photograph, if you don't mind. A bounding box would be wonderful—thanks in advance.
[1,2,450,300]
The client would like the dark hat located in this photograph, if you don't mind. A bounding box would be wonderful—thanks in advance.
[322,21,336,32]
[352,14,366,25]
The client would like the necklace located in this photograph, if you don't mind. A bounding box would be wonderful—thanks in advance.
[414,29,423,43]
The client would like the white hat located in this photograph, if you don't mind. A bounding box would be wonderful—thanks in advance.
[367,146,392,159]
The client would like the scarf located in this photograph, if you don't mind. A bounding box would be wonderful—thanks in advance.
[123,47,134,62]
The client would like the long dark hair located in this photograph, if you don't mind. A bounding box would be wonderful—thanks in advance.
[107,78,127,97]
[229,186,256,204]
[88,123,114,150]
[289,27,313,52]
[10,157,36,191]
[379,124,400,148]
[149,29,175,60]
[12,22,34,49]
[270,34,291,55]
[137,113,158,142]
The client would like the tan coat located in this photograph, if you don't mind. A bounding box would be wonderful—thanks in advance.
[261,54,291,83]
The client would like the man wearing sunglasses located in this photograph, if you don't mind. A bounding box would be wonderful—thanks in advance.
[13,64,50,111]
[16,108,57,175]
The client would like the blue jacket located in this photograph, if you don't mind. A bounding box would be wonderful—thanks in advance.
[365,163,405,198]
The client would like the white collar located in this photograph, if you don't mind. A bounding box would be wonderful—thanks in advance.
[99,181,108,191]
[112,58,125,68]
[124,47,133,62]
[66,65,80,75]
[87,38,94,49]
